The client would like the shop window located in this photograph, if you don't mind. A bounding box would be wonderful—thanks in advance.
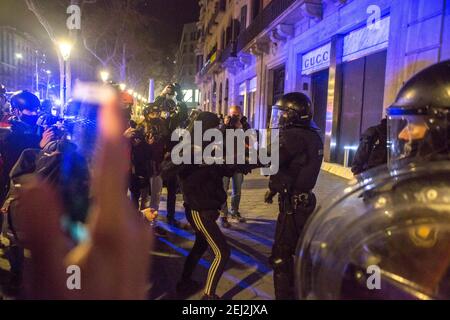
[183,89,194,103]
[195,90,200,103]
[218,82,223,112]
[337,50,387,165]
[252,0,261,20]
[224,79,229,103]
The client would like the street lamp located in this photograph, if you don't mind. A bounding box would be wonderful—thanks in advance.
[15,53,23,60]
[58,41,73,113]
[58,42,72,61]
[100,70,110,83]
[46,70,51,99]
[119,83,126,91]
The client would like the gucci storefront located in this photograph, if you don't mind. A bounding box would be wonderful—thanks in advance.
[297,15,390,165]
[300,43,331,140]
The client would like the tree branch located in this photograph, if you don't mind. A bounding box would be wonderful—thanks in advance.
[25,0,57,44]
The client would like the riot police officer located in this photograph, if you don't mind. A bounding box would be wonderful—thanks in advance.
[265,92,324,300]
[387,60,450,168]
[295,60,450,300]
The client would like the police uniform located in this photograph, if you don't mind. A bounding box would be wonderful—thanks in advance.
[352,118,387,175]
[295,60,450,300]
[266,92,324,300]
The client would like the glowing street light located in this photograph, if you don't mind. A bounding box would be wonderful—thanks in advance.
[58,41,73,61]
[100,70,110,83]
[58,41,73,113]
[128,89,134,95]
[15,53,23,60]
[45,70,52,99]
[119,83,126,91]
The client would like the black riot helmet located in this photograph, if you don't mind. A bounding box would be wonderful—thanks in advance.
[270,92,313,129]
[387,60,450,169]
[10,90,40,113]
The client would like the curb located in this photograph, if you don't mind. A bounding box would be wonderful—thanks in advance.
[321,162,354,180]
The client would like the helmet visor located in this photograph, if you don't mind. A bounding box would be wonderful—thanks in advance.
[388,114,449,168]
[269,106,289,129]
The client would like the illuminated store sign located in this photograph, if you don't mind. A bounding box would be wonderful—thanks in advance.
[343,16,390,62]
[301,43,331,75]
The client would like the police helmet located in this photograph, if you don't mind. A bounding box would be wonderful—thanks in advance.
[387,60,450,168]
[270,92,313,129]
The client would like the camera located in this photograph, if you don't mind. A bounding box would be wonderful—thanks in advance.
[229,115,241,128]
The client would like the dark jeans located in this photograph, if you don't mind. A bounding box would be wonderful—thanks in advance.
[129,175,149,211]
[182,208,231,296]
[221,172,244,216]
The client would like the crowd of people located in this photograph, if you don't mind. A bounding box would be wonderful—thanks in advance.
[0,81,263,300]
[0,59,449,301]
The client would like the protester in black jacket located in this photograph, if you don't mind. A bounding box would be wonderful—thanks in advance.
[162,111,238,300]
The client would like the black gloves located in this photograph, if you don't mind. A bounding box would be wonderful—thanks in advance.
[264,190,277,204]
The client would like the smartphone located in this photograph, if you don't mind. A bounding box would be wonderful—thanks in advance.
[57,82,119,242]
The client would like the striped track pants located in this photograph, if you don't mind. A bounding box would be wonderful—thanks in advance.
[183,209,231,296]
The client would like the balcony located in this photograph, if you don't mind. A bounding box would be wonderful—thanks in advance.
[219,41,237,64]
[198,46,221,78]
[236,0,296,52]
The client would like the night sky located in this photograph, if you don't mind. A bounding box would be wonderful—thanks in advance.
[0,0,199,52]
[140,0,199,49]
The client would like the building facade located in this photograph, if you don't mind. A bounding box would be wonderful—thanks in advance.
[0,26,37,93]
[195,0,450,165]
[176,22,201,108]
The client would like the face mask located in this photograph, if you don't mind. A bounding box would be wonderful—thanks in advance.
[20,114,39,126]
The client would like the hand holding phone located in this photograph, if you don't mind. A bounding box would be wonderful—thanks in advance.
[16,82,152,299]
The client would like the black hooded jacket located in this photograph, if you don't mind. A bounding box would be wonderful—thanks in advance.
[161,111,241,211]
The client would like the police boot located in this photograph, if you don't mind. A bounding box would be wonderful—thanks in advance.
[270,254,295,300]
